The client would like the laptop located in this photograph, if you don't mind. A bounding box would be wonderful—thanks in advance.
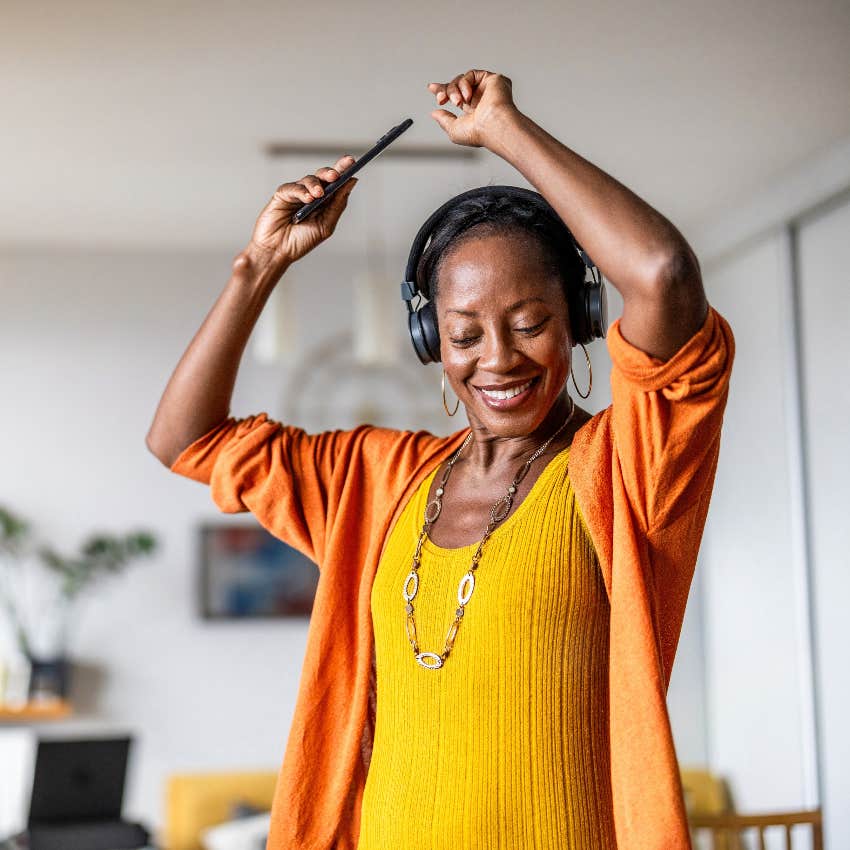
[27,736,150,850]
[29,736,131,825]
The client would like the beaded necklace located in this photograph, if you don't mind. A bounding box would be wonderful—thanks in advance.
[402,396,576,669]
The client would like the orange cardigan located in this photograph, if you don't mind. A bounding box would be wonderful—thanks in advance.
[170,305,734,850]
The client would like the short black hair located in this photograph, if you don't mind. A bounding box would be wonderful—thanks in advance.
[415,187,587,315]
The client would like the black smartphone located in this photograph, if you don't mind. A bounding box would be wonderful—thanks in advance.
[290,118,414,224]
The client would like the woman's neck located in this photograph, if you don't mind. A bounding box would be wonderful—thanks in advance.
[460,392,580,474]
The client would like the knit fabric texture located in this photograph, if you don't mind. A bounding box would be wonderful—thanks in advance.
[357,447,616,848]
[168,305,735,849]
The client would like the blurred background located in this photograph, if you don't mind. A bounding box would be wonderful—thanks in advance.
[1,1,848,848]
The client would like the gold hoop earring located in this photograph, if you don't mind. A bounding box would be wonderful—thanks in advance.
[570,343,592,399]
[442,369,460,416]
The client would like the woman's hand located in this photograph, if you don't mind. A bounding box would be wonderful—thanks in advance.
[427,70,519,149]
[244,154,359,276]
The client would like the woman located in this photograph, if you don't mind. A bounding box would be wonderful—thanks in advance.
[147,70,734,850]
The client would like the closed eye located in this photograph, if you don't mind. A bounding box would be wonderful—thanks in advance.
[516,318,549,334]
[449,335,479,347]
[450,318,550,347]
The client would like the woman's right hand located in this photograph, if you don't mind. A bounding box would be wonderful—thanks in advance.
[244,154,359,276]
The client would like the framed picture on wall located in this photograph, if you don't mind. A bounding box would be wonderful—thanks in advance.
[199,523,319,619]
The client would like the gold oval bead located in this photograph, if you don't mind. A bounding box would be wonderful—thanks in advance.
[416,652,444,670]
[424,499,442,523]
[457,571,475,605]
[490,496,511,523]
[403,570,419,601]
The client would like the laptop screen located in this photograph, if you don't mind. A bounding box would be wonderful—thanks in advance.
[28,736,131,825]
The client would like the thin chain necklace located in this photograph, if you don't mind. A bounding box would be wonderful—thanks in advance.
[402,396,576,670]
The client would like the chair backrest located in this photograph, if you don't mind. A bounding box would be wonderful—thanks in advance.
[680,768,732,816]
[680,768,737,850]
[688,809,823,850]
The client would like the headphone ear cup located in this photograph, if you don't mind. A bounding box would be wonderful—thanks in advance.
[408,300,441,364]
[419,300,441,363]
[587,280,608,340]
[567,279,608,345]
[567,284,590,346]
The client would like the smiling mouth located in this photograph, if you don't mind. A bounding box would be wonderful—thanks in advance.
[479,380,533,400]
[475,376,540,402]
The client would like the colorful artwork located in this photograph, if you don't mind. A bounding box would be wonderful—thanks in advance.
[199,524,318,618]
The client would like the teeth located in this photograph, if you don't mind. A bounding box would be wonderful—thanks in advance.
[481,379,533,400]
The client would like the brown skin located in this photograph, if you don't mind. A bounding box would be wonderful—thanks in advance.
[149,67,707,553]
[145,155,359,466]
[428,69,708,361]
[422,231,594,548]
[420,68,708,546]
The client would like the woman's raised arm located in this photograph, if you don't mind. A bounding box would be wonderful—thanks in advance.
[427,70,708,361]
[145,155,359,467]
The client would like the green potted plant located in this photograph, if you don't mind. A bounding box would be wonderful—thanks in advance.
[0,505,157,701]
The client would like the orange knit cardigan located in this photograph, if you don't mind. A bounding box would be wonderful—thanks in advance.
[170,305,734,850]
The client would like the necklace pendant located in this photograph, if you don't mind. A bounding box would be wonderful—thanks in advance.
[402,570,419,602]
[457,571,475,605]
[424,497,442,524]
[404,405,576,669]
[415,651,444,670]
[490,493,513,523]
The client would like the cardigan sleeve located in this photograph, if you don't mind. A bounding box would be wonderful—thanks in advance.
[607,304,735,533]
[168,413,394,567]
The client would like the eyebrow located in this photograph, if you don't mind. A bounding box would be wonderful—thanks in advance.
[446,297,548,317]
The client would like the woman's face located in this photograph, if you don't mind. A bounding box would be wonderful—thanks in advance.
[436,231,573,438]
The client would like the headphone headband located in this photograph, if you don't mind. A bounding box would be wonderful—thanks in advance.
[401,185,607,364]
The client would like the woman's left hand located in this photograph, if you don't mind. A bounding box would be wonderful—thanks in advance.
[427,70,519,149]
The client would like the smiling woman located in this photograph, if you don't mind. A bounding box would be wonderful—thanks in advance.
[418,193,583,445]
[147,67,734,850]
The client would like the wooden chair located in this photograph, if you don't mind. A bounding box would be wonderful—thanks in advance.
[680,768,737,850]
[688,809,823,850]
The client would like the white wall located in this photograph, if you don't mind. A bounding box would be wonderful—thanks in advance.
[0,245,428,833]
[700,234,809,809]
[4,0,849,252]
[0,246,708,833]
[696,171,850,846]
[798,196,850,848]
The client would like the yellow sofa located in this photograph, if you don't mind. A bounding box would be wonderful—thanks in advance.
[163,771,278,850]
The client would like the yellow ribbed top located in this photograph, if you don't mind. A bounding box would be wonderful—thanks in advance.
[357,445,616,849]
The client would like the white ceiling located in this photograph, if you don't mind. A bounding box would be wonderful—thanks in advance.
[2,0,849,256]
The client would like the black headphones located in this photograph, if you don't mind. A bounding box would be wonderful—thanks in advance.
[401,185,608,365]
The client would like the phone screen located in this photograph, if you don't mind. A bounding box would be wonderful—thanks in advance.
[290,118,414,224]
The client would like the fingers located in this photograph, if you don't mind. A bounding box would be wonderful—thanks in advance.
[271,176,325,206]
[298,174,328,197]
[271,154,357,210]
[305,154,357,192]
[428,73,475,108]
[320,178,358,234]
[286,155,355,199]
[445,81,463,107]
[275,180,315,205]
[428,81,454,106]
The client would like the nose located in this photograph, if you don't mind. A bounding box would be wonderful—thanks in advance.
[477,326,522,374]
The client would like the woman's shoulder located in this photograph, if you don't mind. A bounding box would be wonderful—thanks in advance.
[351,423,469,452]
[340,423,470,486]
[570,405,613,457]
